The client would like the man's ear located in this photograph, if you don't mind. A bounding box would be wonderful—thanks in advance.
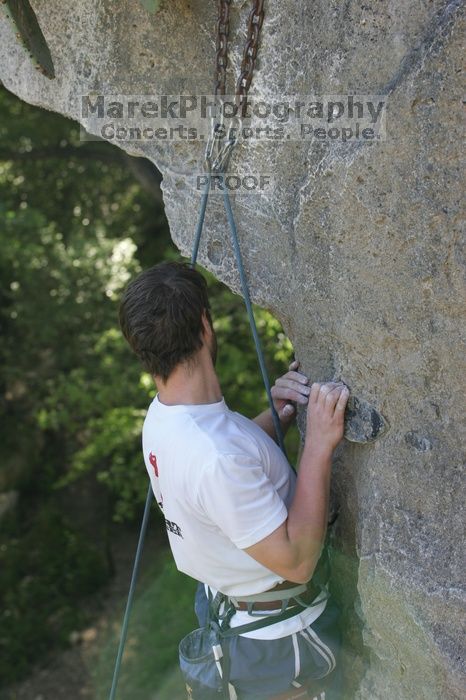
[200,309,211,337]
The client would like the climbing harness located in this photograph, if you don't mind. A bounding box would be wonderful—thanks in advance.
[179,551,332,700]
[179,588,295,700]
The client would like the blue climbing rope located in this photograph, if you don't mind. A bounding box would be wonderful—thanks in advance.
[108,483,153,700]
[108,168,293,699]
[190,173,212,267]
[219,175,288,457]
[191,171,287,454]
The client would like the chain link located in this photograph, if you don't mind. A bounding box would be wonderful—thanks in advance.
[215,0,232,97]
[214,0,265,114]
[208,0,265,171]
[236,0,265,117]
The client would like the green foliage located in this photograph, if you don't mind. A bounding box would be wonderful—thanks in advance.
[0,85,162,517]
[207,274,294,415]
[0,199,152,508]
[65,406,149,522]
[0,86,168,684]
[93,552,197,699]
[0,506,108,683]
[0,86,166,259]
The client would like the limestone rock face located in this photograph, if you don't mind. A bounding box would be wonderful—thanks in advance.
[1,1,464,697]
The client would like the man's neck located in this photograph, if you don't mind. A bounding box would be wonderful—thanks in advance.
[155,347,222,406]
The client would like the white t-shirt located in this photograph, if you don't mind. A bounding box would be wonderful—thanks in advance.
[142,394,327,639]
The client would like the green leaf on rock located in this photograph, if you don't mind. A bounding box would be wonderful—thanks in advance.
[139,0,162,13]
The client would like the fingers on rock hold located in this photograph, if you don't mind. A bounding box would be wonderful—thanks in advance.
[336,386,350,411]
[310,382,321,402]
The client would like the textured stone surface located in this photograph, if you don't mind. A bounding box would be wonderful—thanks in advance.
[1,1,465,697]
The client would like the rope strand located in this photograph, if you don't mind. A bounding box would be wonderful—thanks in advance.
[108,483,153,700]
[220,177,289,459]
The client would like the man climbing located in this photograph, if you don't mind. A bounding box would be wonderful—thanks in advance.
[119,261,349,700]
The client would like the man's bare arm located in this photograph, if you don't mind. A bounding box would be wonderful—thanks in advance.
[246,382,349,583]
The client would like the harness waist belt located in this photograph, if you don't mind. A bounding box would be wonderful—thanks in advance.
[229,579,322,612]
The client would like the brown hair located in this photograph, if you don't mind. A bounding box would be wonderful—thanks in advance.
[119,261,212,381]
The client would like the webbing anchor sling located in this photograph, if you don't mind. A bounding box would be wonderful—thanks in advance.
[108,4,285,697]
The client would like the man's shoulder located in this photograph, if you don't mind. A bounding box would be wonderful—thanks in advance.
[142,400,269,464]
[200,413,269,468]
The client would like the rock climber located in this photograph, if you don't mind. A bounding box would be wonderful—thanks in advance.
[119,260,349,700]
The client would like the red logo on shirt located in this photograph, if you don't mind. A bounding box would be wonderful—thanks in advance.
[149,451,159,477]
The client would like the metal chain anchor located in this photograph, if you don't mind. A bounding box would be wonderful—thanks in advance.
[206,0,265,173]
[236,0,265,118]
[215,0,232,97]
